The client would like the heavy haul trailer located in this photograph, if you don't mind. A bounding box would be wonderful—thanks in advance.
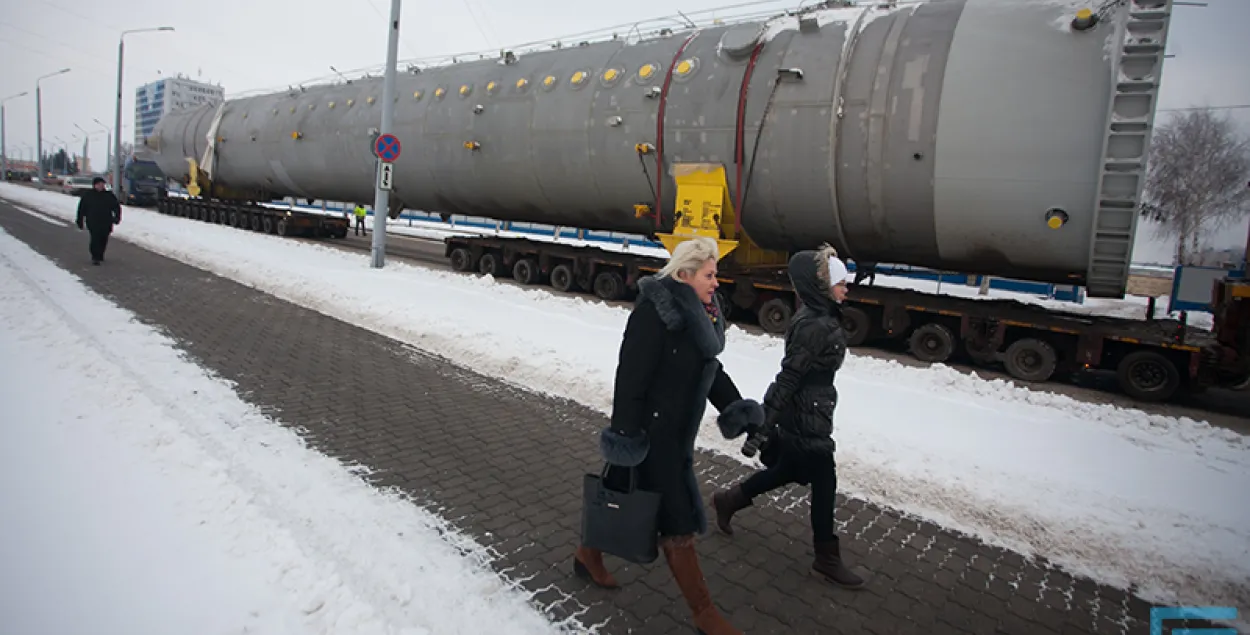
[157,196,350,238]
[442,203,1245,404]
[146,0,1250,401]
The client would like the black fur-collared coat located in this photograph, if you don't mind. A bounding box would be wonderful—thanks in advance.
[599,274,763,537]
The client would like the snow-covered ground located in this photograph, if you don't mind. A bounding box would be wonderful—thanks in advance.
[0,224,568,634]
[4,183,1249,616]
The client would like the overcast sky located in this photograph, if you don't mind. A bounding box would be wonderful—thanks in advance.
[2,0,1247,260]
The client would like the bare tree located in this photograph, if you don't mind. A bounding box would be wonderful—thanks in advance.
[1140,107,1250,265]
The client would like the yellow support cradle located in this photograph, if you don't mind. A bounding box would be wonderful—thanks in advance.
[656,163,740,261]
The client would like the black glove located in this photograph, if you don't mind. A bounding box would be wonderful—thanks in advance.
[740,410,776,458]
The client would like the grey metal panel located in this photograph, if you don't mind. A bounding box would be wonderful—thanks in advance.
[932,0,1114,279]
[879,1,961,262]
[585,37,680,236]
[732,34,796,248]
[832,1,962,266]
[741,25,839,251]
[662,26,749,225]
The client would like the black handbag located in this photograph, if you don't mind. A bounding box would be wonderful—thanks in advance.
[581,463,662,564]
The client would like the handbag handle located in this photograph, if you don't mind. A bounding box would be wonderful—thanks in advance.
[600,462,638,493]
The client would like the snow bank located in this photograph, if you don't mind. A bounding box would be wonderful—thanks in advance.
[5,183,1248,614]
[0,225,569,635]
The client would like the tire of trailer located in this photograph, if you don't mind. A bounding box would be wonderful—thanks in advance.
[593,270,626,301]
[277,217,290,236]
[263,217,274,234]
[512,258,540,285]
[1003,338,1058,382]
[229,211,239,227]
[841,306,872,347]
[1116,350,1181,402]
[550,264,577,293]
[449,247,475,272]
[909,322,956,364]
[758,298,792,335]
[250,214,261,232]
[478,252,504,277]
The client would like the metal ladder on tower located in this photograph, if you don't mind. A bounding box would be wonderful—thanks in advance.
[1083,0,1175,299]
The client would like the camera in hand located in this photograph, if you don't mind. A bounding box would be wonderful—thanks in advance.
[741,426,769,458]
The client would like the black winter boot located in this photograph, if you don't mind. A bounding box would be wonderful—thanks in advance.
[711,485,752,536]
[812,537,865,589]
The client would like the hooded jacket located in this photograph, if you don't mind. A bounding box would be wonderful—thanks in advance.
[761,246,848,455]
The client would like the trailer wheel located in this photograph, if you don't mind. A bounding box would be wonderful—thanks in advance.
[550,264,577,293]
[1117,350,1180,402]
[229,211,239,227]
[512,258,540,285]
[593,271,626,301]
[478,252,505,277]
[1003,338,1057,382]
[449,247,475,272]
[841,306,872,347]
[263,217,274,234]
[276,217,290,236]
[250,214,262,232]
[909,323,956,364]
[758,298,792,334]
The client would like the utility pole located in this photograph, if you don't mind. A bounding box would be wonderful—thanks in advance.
[35,68,71,176]
[1,92,28,181]
[93,118,112,174]
[370,0,401,268]
[114,27,174,192]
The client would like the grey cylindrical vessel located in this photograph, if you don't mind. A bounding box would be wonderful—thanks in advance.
[150,0,1134,287]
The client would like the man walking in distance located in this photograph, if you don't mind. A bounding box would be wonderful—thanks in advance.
[75,176,122,265]
[354,203,367,236]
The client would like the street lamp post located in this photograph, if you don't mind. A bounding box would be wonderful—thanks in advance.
[74,123,90,173]
[114,26,174,195]
[1,91,29,182]
[93,118,112,176]
[36,68,71,176]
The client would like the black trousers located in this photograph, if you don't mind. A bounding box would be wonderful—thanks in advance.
[740,448,837,543]
[88,227,111,261]
[355,216,365,234]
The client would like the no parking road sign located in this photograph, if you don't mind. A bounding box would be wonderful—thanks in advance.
[374,133,401,163]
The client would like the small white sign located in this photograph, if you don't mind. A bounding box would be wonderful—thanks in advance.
[377,161,394,191]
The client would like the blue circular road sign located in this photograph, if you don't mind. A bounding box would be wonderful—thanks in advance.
[375,134,401,162]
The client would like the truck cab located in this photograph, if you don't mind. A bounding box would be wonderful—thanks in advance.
[120,156,167,207]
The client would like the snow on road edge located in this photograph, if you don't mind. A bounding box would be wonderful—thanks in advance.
[0,225,581,635]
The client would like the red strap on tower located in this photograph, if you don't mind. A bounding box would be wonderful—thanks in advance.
[654,32,699,229]
[733,42,766,236]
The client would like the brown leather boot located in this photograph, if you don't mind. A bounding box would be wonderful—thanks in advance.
[711,485,752,536]
[661,535,742,635]
[573,546,620,589]
[812,537,865,589]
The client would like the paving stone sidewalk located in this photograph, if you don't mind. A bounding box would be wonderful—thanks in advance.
[0,204,1210,634]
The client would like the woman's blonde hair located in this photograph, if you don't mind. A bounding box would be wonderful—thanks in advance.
[656,236,720,280]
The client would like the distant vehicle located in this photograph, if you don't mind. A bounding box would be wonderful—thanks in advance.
[119,155,167,206]
[61,174,102,197]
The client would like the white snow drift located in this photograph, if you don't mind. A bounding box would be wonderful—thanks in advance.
[4,183,1248,614]
[0,225,570,635]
